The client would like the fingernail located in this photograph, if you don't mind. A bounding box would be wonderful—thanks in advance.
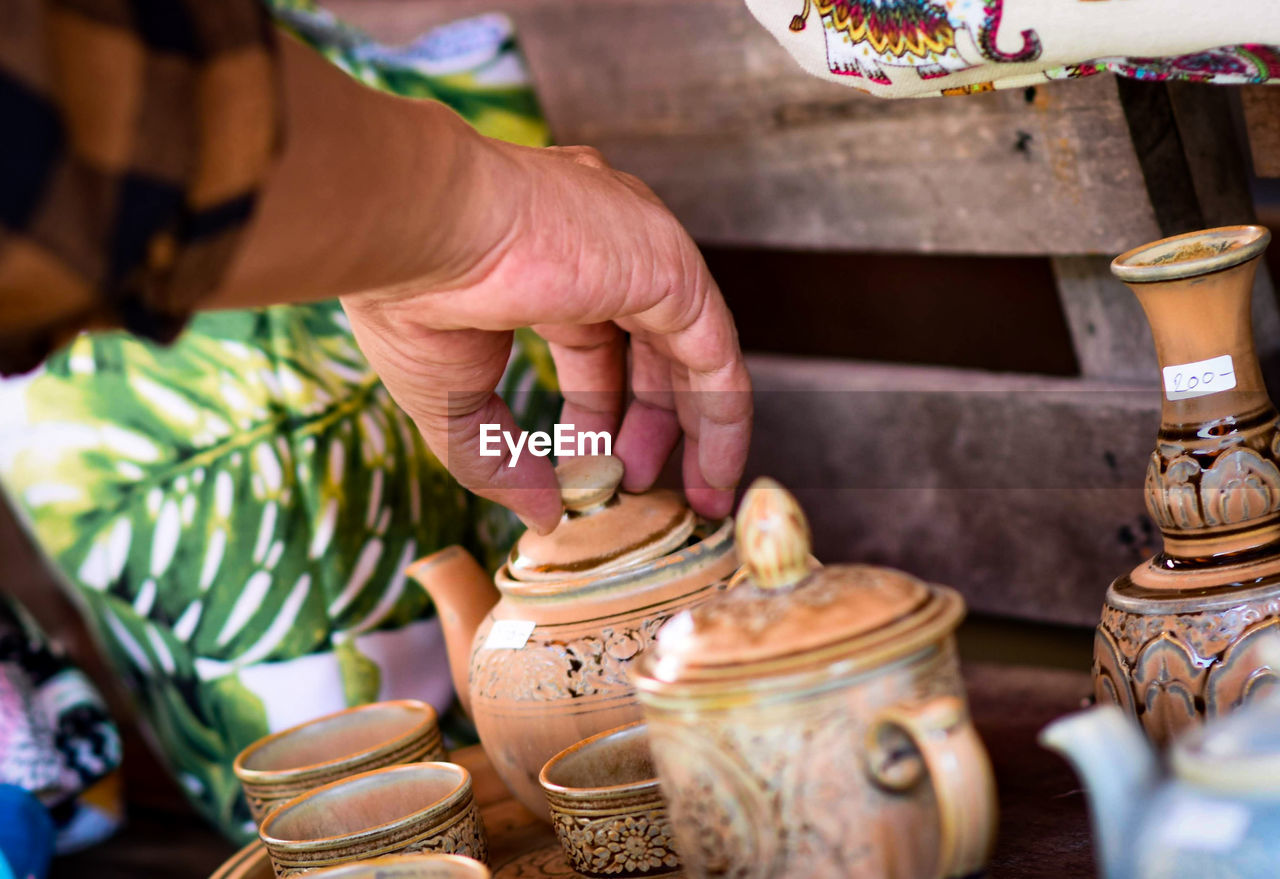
[517,512,554,535]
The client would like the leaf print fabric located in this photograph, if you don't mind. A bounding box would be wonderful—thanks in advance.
[0,8,559,843]
[745,0,1280,97]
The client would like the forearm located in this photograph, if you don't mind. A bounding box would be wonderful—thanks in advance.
[214,34,495,309]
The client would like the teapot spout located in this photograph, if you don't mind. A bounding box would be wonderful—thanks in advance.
[1039,706,1158,879]
[407,546,499,717]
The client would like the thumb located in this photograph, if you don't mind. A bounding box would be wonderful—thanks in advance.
[343,304,563,533]
[425,392,563,534]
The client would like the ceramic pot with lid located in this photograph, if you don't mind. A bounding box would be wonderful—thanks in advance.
[407,456,738,817]
[634,478,996,879]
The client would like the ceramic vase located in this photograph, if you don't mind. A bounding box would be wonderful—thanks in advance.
[1094,225,1280,744]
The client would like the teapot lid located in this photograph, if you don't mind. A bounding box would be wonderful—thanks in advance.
[1172,692,1280,794]
[640,478,961,683]
[507,455,697,582]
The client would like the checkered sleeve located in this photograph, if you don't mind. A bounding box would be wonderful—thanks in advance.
[0,0,281,375]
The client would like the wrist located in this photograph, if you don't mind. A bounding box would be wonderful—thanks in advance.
[219,35,493,308]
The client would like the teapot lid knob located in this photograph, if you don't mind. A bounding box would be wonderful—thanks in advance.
[736,477,812,589]
[556,454,625,512]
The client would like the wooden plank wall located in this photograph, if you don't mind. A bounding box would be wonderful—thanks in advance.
[744,356,1158,626]
[331,0,1164,255]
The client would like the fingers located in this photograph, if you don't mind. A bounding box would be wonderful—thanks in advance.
[682,436,733,520]
[436,391,564,534]
[620,233,753,501]
[673,368,736,519]
[534,157,751,508]
[536,321,626,442]
[615,334,681,492]
[616,336,736,519]
[341,305,563,533]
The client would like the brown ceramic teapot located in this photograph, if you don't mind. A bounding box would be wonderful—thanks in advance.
[407,455,738,817]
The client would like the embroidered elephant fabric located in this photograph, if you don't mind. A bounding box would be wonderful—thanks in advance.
[745,0,1280,97]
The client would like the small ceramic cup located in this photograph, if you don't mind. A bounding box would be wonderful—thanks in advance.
[258,762,488,877]
[539,722,681,878]
[308,854,490,878]
[234,700,445,825]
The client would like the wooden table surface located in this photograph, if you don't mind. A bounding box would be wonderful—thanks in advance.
[50,662,1097,879]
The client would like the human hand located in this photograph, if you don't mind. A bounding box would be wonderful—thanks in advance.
[341,133,753,534]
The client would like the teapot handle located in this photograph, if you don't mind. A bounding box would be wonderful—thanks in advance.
[866,696,997,879]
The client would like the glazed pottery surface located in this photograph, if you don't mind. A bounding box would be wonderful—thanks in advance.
[408,456,738,817]
[234,701,445,824]
[1093,226,1280,745]
[308,854,490,878]
[539,722,680,878]
[1042,693,1280,879]
[258,762,487,876]
[634,479,996,879]
[211,841,274,879]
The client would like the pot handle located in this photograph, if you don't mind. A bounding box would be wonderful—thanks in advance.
[866,696,997,879]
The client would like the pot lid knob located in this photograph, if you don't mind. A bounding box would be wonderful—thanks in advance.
[735,477,812,589]
[557,454,625,513]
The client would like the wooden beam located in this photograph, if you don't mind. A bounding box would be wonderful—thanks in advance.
[1115,79,1257,235]
[745,353,1159,626]
[1165,83,1257,228]
[329,0,1163,255]
[1242,85,1280,179]
[1050,255,1156,382]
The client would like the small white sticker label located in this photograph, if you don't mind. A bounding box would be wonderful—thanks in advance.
[483,619,536,650]
[1162,798,1250,852]
[1163,354,1236,401]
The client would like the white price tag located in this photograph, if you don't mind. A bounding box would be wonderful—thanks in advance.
[482,619,536,650]
[1162,798,1250,852]
[1163,354,1236,401]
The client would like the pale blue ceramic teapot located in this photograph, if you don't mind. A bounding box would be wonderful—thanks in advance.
[1041,698,1280,879]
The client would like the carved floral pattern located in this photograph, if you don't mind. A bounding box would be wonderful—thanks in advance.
[471,615,673,703]
[1205,619,1280,716]
[1096,595,1280,744]
[646,648,965,878]
[1130,633,1206,745]
[552,810,680,877]
[402,801,488,863]
[1092,625,1134,716]
[646,727,774,879]
[1146,453,1205,530]
[1144,427,1280,533]
[1201,448,1280,526]
[494,846,621,879]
